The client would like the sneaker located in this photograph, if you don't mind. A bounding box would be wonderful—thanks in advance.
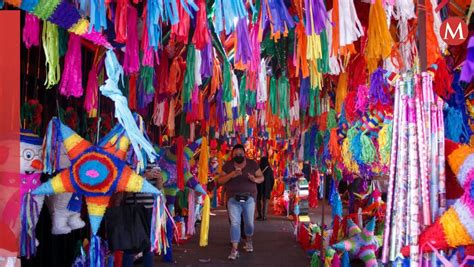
[228,250,239,260]
[243,240,254,252]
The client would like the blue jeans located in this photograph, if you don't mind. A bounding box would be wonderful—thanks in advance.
[227,196,255,243]
[123,249,154,267]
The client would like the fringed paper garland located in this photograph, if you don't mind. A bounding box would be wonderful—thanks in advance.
[59,33,83,98]
[42,21,60,89]
[23,13,40,48]
[123,6,140,75]
[199,195,210,247]
[366,0,393,74]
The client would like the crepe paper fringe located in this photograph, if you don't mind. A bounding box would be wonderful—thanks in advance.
[369,68,390,106]
[445,106,472,144]
[59,33,83,98]
[356,85,369,113]
[123,6,140,75]
[433,58,455,100]
[366,0,393,73]
[100,50,157,164]
[176,136,185,191]
[42,21,60,89]
[199,195,210,247]
[23,14,40,49]
[378,122,393,166]
[20,193,40,258]
[197,137,209,185]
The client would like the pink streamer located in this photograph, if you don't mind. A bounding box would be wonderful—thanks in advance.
[123,6,140,75]
[81,29,112,49]
[59,34,83,98]
[187,190,196,236]
[356,85,369,113]
[84,65,98,116]
[23,14,40,49]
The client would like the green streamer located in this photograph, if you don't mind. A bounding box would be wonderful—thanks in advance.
[327,108,337,129]
[183,45,196,105]
[140,66,155,95]
[58,28,68,57]
[278,75,290,119]
[247,90,256,109]
[315,88,321,116]
[269,77,277,115]
[317,30,329,74]
[223,61,232,102]
[239,75,247,117]
[42,22,60,89]
[309,89,315,117]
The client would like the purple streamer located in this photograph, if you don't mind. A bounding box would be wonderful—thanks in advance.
[235,18,252,65]
[216,88,226,128]
[369,68,390,105]
[200,43,213,78]
[299,77,310,109]
[304,0,328,35]
[204,98,210,120]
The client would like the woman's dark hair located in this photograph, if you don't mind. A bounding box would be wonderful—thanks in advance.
[232,144,245,152]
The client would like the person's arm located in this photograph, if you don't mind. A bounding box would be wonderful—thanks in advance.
[217,169,241,185]
[248,168,264,184]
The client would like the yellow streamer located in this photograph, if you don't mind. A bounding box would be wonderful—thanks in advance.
[366,0,393,74]
[199,195,210,247]
[198,137,209,185]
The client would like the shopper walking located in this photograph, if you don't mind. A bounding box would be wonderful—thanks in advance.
[256,157,274,221]
[218,144,264,260]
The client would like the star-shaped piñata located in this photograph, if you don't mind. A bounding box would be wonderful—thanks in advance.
[33,119,159,235]
[333,218,381,267]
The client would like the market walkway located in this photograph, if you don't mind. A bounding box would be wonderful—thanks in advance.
[157,207,311,267]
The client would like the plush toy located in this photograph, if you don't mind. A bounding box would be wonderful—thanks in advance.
[401,139,474,256]
[19,129,45,258]
[33,118,164,265]
[46,144,86,235]
[333,218,382,267]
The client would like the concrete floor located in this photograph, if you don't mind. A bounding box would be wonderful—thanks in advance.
[155,208,312,267]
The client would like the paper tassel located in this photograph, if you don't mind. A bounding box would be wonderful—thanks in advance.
[343,91,358,123]
[23,14,40,49]
[433,58,454,100]
[176,136,185,190]
[114,0,128,43]
[445,106,471,143]
[20,193,40,258]
[100,50,157,164]
[366,0,393,73]
[198,137,209,184]
[59,34,83,98]
[191,0,210,49]
[235,18,252,68]
[338,0,363,48]
[335,73,348,112]
[356,85,369,113]
[329,128,342,162]
[260,0,295,41]
[123,6,140,75]
[378,121,392,167]
[278,75,290,120]
[187,190,196,235]
[90,0,107,32]
[183,45,196,105]
[42,21,60,89]
[304,0,328,35]
[89,235,103,267]
[369,68,390,106]
[199,195,210,247]
[84,65,99,118]
[151,195,169,254]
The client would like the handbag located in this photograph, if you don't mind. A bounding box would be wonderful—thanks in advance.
[105,194,151,252]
